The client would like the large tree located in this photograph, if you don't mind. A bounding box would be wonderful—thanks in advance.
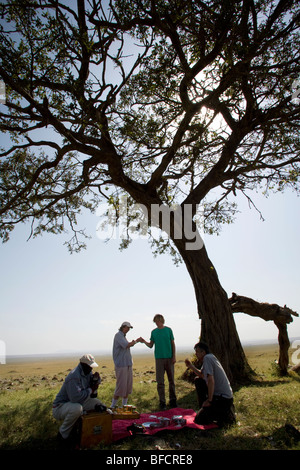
[0,0,299,382]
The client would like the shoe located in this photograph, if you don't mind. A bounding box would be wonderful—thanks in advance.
[56,431,77,450]
[169,399,177,408]
[56,431,70,448]
[159,401,167,410]
[57,431,64,441]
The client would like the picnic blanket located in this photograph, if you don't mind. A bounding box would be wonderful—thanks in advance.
[112,407,217,441]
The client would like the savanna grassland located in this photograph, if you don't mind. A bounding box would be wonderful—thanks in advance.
[0,344,299,451]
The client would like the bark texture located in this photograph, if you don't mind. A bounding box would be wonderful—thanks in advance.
[229,293,299,375]
[174,238,253,383]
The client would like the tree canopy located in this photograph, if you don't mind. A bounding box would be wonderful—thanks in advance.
[1,0,299,253]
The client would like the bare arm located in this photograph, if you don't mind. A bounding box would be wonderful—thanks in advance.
[171,339,176,364]
[202,374,215,407]
[184,358,203,378]
[138,337,154,348]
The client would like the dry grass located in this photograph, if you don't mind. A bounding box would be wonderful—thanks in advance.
[0,345,299,451]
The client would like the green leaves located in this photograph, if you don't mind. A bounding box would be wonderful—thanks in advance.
[0,0,299,253]
[0,148,96,247]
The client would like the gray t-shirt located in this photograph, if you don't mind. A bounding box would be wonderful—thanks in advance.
[201,353,233,399]
[112,330,133,367]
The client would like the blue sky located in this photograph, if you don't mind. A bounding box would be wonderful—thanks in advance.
[0,186,299,358]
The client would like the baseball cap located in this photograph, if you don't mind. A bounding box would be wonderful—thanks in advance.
[122,321,133,328]
[79,354,98,367]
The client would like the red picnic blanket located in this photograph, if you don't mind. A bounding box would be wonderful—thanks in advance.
[112,407,217,441]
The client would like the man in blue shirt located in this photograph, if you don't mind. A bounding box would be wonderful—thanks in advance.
[52,354,107,445]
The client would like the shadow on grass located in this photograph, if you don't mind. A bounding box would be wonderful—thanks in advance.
[0,394,58,450]
[107,427,269,451]
[1,373,299,451]
[228,367,300,393]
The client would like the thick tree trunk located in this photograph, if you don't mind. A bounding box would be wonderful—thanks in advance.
[173,237,253,384]
[146,203,252,383]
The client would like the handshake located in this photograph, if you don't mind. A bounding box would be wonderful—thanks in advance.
[129,337,150,348]
[134,337,145,343]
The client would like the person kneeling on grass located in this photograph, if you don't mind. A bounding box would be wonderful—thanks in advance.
[52,354,108,446]
[185,342,236,427]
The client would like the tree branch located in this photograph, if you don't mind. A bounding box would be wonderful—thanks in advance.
[229,292,299,325]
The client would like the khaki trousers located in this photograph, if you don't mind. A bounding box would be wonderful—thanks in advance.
[52,396,102,439]
[155,358,176,404]
[114,365,133,397]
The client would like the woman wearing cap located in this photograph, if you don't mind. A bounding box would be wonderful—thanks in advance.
[111,322,139,409]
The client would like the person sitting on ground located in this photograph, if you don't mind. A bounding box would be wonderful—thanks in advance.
[52,354,107,445]
[185,342,236,427]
